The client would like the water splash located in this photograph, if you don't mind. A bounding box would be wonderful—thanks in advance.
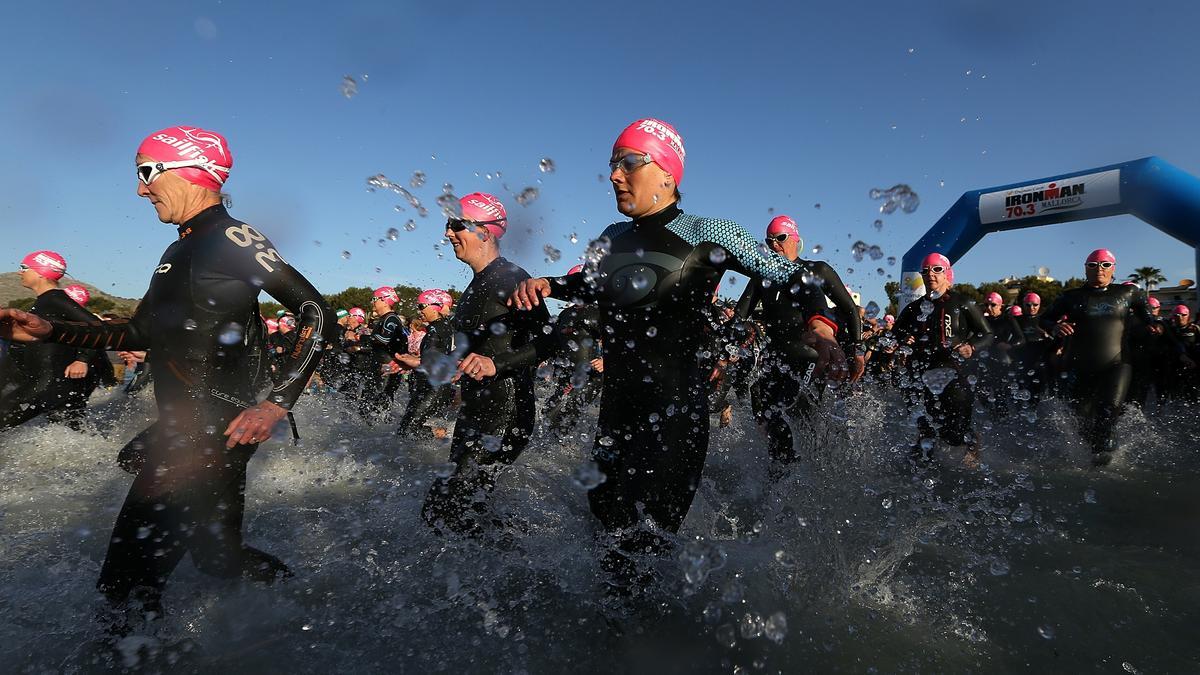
[869,184,920,214]
[516,187,539,206]
[538,158,556,174]
[340,75,358,99]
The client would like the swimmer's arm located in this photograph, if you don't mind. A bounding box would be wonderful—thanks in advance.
[812,261,863,344]
[962,301,994,351]
[544,272,594,303]
[244,239,339,409]
[1005,316,1026,347]
[49,297,153,351]
[733,279,761,320]
[491,302,556,375]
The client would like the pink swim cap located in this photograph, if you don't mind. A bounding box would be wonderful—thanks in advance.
[612,118,686,185]
[1023,292,1041,305]
[459,192,507,240]
[920,252,954,285]
[417,289,453,310]
[1086,248,1116,264]
[280,315,297,328]
[1174,304,1191,316]
[373,286,399,305]
[20,250,67,281]
[1009,305,1024,317]
[1148,297,1161,308]
[567,264,584,275]
[766,216,800,240]
[884,314,895,325]
[985,292,1003,305]
[265,319,279,331]
[63,284,90,306]
[136,126,232,192]
[349,307,366,319]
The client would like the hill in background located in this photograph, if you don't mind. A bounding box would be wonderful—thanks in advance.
[0,272,140,315]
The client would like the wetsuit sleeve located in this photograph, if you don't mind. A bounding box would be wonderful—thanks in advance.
[1040,294,1070,333]
[811,261,863,344]
[962,301,994,351]
[227,231,338,409]
[546,272,593,302]
[491,303,554,375]
[49,295,154,352]
[734,279,762,320]
[1004,316,1026,347]
[1129,290,1156,325]
[893,302,919,341]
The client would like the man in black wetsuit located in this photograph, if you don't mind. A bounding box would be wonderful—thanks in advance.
[357,286,405,420]
[1039,249,1158,465]
[420,193,553,535]
[1127,297,1169,408]
[0,125,336,619]
[734,215,862,479]
[977,291,1025,410]
[512,119,849,583]
[395,289,457,439]
[893,253,992,467]
[0,250,99,429]
[1164,304,1199,402]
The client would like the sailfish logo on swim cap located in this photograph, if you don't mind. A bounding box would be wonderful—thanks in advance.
[613,118,686,185]
[459,192,508,240]
[137,125,233,192]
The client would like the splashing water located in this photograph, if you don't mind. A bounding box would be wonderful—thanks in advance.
[340,75,358,98]
[410,171,426,189]
[543,245,562,263]
[865,301,881,319]
[539,158,556,174]
[404,220,417,232]
[869,184,920,214]
[385,228,400,241]
[516,187,539,206]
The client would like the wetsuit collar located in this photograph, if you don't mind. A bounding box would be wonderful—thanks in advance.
[632,203,682,229]
[177,203,229,239]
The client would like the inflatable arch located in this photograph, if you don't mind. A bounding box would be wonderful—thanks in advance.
[899,156,1200,308]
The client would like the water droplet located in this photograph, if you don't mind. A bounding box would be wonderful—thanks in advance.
[386,227,400,240]
[516,187,539,206]
[989,558,1010,576]
[739,613,765,639]
[218,323,244,345]
[1084,489,1097,504]
[341,250,351,260]
[1010,503,1033,523]
[404,220,417,232]
[887,256,897,266]
[868,245,884,261]
[873,219,883,231]
[571,460,607,489]
[183,319,198,331]
[340,75,358,98]
[876,268,885,276]
[813,203,821,209]
[538,157,556,173]
[764,612,788,644]
[1037,624,1055,639]
[869,184,920,215]
[812,244,823,254]
[881,498,893,509]
[410,171,426,188]
[715,624,737,648]
[709,247,727,264]
[598,436,615,447]
[543,244,562,263]
[631,272,649,290]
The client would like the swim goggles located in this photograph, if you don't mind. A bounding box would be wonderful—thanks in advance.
[608,153,653,174]
[1084,261,1114,269]
[137,159,229,186]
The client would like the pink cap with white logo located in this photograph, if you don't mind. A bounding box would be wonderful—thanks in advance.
[613,118,686,185]
[986,292,1004,305]
[766,216,800,240]
[137,126,232,192]
[63,284,90,306]
[459,193,508,240]
[417,289,453,311]
[21,250,67,281]
[349,307,366,319]
[373,286,399,305]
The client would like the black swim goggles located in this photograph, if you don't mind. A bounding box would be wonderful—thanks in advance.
[608,153,653,174]
[446,217,506,232]
[1084,261,1115,269]
[920,265,946,275]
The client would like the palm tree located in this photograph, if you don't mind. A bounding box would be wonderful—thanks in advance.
[1127,266,1167,290]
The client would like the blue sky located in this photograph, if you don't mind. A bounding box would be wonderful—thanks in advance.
[3,0,1198,309]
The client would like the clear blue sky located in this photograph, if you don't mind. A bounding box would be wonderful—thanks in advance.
[3,0,1198,309]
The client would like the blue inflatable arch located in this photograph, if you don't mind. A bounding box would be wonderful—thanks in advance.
[899,156,1200,308]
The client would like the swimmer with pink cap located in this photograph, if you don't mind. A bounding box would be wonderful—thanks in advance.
[608,118,687,219]
[417,289,453,311]
[1148,297,1161,310]
[136,126,232,192]
[919,252,954,286]
[1084,248,1116,288]
[373,286,399,305]
[1009,305,1023,317]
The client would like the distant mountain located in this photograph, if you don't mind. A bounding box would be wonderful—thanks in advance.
[0,272,140,315]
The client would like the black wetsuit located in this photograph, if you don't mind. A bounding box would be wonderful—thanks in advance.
[421,257,551,534]
[43,204,336,607]
[1039,284,1154,457]
[396,317,456,437]
[894,291,993,454]
[1014,311,1052,401]
[1127,314,1169,407]
[1165,319,1200,402]
[735,259,861,475]
[541,304,604,435]
[978,311,1026,409]
[545,204,818,555]
[0,289,99,429]
[358,310,404,418]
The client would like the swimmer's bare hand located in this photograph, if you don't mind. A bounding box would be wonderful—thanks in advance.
[64,360,88,379]
[509,278,551,310]
[1183,355,1197,369]
[1149,324,1164,335]
[803,330,847,382]
[849,354,866,382]
[1055,321,1075,337]
[0,309,52,342]
[456,353,496,381]
[224,401,288,449]
[590,358,604,373]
